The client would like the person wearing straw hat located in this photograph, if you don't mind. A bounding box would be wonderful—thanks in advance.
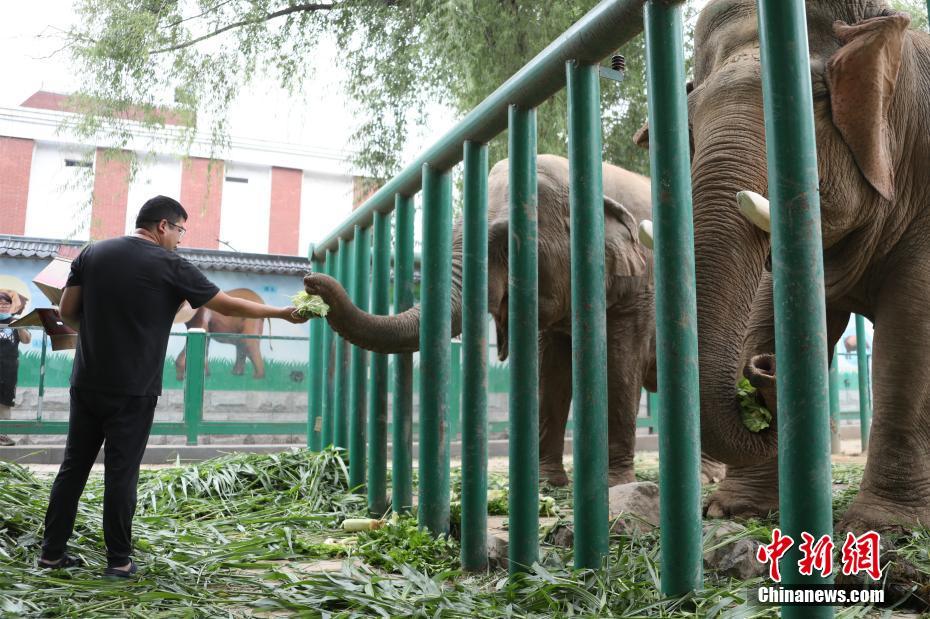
[36,195,307,578]
[0,289,32,446]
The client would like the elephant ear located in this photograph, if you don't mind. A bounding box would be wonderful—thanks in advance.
[603,196,648,278]
[633,81,694,150]
[826,12,910,201]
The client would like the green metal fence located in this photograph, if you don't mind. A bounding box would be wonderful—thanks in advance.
[296,0,870,593]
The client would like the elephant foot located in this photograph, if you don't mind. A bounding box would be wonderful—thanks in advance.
[704,460,779,519]
[232,368,244,376]
[705,484,778,520]
[837,490,930,535]
[253,372,266,379]
[700,455,727,485]
[608,466,636,487]
[540,461,569,487]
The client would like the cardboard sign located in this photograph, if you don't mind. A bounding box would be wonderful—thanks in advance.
[10,255,78,350]
[11,308,77,351]
[32,256,72,307]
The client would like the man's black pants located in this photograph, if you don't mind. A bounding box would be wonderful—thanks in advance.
[41,387,156,568]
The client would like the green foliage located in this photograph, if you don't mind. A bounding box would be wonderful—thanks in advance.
[736,376,772,432]
[353,516,459,575]
[0,454,913,616]
[290,291,329,318]
[891,0,930,31]
[66,1,709,179]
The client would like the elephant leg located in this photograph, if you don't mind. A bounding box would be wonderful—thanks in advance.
[606,310,648,487]
[538,331,572,487]
[704,458,779,519]
[840,267,930,531]
[246,338,265,379]
[232,343,246,376]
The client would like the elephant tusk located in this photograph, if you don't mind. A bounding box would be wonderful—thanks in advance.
[736,190,771,233]
[638,220,654,250]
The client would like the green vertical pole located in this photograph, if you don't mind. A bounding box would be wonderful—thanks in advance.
[183,328,207,446]
[418,164,453,535]
[450,341,462,439]
[368,211,392,515]
[855,315,872,451]
[648,391,658,434]
[36,331,47,421]
[349,225,372,490]
[566,60,609,570]
[508,104,538,575]
[758,0,833,612]
[393,193,416,515]
[461,140,488,572]
[334,238,353,450]
[644,0,703,595]
[321,250,336,447]
[829,350,842,455]
[308,251,325,451]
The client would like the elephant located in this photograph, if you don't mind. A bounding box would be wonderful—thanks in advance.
[636,0,930,530]
[175,288,268,380]
[304,154,658,487]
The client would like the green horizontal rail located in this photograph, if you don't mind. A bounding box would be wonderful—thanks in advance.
[201,334,309,342]
[0,421,306,436]
[311,0,654,259]
[3,414,875,438]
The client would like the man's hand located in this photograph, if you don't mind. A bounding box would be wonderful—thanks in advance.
[277,306,309,324]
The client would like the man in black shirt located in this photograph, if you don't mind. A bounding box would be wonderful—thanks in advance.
[38,195,306,577]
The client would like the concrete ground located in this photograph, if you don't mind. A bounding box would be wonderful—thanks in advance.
[21,440,869,476]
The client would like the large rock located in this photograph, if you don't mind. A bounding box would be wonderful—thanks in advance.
[702,521,766,580]
[487,532,509,570]
[608,481,660,534]
[546,522,575,549]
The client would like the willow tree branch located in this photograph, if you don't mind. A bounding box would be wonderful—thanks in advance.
[150,2,338,54]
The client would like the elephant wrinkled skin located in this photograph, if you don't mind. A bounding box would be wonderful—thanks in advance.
[304,155,657,487]
[644,0,930,530]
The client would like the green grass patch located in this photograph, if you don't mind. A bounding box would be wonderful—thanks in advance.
[0,452,920,617]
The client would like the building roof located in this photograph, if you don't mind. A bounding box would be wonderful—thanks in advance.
[0,235,311,276]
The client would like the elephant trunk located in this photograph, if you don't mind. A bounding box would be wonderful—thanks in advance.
[689,143,780,467]
[304,226,465,354]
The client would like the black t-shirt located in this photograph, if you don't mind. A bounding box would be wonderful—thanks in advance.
[67,236,220,396]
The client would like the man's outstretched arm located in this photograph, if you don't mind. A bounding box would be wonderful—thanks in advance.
[204,291,306,324]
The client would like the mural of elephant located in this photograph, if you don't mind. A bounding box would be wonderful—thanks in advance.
[637,0,930,530]
[175,288,268,380]
[304,154,657,487]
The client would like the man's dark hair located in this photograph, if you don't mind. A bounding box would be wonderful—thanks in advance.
[135,196,188,231]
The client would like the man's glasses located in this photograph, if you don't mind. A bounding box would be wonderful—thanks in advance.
[165,221,187,238]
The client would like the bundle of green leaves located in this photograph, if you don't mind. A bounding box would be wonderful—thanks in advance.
[737,377,773,432]
[290,291,329,318]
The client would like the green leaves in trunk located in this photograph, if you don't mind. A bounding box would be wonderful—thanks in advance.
[737,376,772,432]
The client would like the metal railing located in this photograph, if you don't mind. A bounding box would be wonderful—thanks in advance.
[300,0,872,595]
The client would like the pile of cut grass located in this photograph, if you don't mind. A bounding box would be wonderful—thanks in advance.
[0,451,916,617]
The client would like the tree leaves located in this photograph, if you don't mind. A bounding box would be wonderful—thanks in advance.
[66,0,704,179]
